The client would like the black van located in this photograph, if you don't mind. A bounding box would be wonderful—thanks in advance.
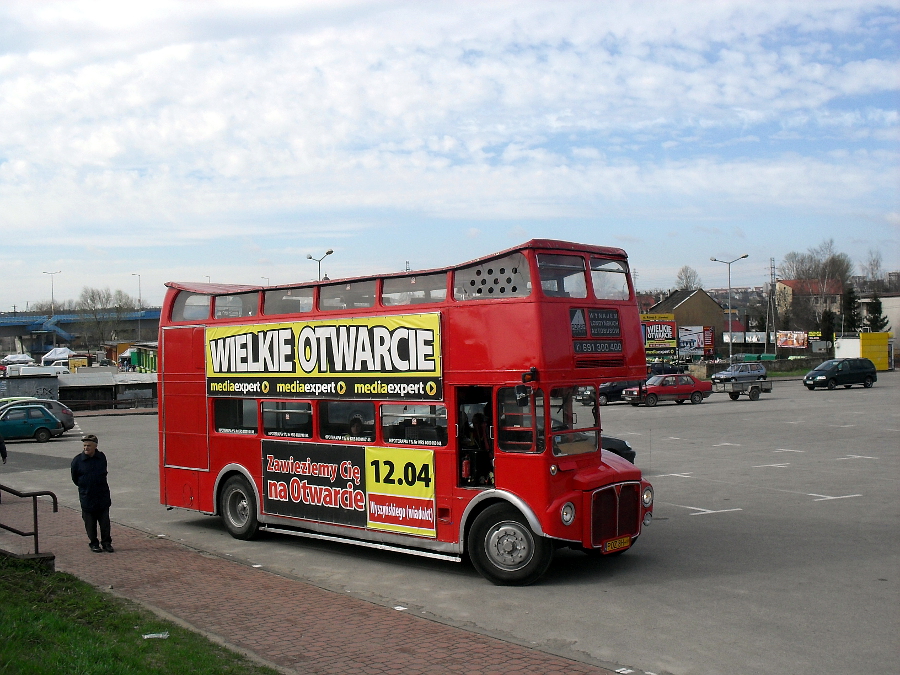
[803,358,877,390]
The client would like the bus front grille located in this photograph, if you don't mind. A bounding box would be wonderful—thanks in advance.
[591,482,641,548]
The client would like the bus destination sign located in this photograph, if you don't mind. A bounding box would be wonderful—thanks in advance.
[205,313,442,401]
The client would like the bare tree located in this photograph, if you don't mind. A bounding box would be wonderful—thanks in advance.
[864,249,883,290]
[675,265,703,290]
[778,238,853,326]
[76,287,137,348]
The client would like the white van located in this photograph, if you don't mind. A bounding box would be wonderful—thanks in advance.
[5,364,70,377]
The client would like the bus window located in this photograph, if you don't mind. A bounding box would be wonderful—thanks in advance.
[381,404,447,446]
[590,258,630,300]
[537,254,587,298]
[262,401,312,438]
[171,292,211,322]
[549,387,597,456]
[214,399,258,435]
[263,287,313,315]
[382,273,448,306]
[497,387,544,453]
[214,293,258,319]
[320,401,375,442]
[453,252,531,301]
[321,281,377,311]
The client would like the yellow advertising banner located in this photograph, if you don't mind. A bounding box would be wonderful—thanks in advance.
[205,313,442,400]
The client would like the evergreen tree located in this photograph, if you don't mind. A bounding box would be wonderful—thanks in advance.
[840,286,862,333]
[820,310,835,344]
[866,293,890,332]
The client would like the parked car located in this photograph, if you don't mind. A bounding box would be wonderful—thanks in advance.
[0,398,76,431]
[623,374,712,407]
[595,380,646,406]
[601,435,636,463]
[710,362,767,383]
[647,362,685,376]
[803,358,877,390]
[0,404,64,442]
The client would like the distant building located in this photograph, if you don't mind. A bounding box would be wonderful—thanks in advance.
[775,279,843,316]
[647,289,725,353]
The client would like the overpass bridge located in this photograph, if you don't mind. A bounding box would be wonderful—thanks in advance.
[0,310,161,346]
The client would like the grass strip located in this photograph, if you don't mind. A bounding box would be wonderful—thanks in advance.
[0,556,281,675]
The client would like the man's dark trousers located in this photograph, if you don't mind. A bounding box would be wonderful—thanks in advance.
[82,508,112,546]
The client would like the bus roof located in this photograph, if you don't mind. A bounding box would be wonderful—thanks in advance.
[164,239,628,294]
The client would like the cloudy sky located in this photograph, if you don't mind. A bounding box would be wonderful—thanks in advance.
[2,0,897,310]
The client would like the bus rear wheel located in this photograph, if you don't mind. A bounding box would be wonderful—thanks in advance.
[220,475,259,540]
[468,503,553,586]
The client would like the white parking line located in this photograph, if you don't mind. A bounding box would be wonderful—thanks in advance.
[713,442,741,447]
[835,454,877,460]
[808,493,862,501]
[654,472,693,478]
[774,448,804,453]
[828,424,856,428]
[667,503,743,516]
[754,463,791,468]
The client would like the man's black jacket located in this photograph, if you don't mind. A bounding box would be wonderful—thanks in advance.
[71,450,111,511]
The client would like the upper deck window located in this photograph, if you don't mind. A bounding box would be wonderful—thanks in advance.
[453,252,531,301]
[382,273,448,306]
[320,280,376,311]
[263,287,313,315]
[537,254,587,298]
[171,292,211,322]
[590,259,630,300]
[214,293,258,319]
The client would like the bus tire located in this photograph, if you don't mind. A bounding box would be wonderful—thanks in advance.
[468,503,553,586]
[690,391,704,404]
[34,428,51,443]
[645,394,658,407]
[220,475,259,540]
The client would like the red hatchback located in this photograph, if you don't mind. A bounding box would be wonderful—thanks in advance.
[623,374,712,407]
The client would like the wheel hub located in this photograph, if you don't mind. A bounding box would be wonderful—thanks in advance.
[486,522,533,570]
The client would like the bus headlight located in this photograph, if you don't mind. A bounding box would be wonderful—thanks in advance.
[642,486,654,507]
[560,502,576,526]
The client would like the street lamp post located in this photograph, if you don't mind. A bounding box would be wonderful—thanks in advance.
[710,254,748,364]
[131,273,142,341]
[307,249,334,281]
[43,271,61,347]
[261,276,269,286]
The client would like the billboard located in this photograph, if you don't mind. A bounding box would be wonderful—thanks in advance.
[642,315,677,358]
[776,331,808,348]
[205,313,442,400]
[679,326,715,357]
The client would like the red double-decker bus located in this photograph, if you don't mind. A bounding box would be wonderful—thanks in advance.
[158,239,653,585]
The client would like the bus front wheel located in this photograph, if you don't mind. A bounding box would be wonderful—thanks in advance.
[220,475,259,540]
[468,503,553,586]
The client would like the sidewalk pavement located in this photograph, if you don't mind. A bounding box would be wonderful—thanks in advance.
[1,499,618,675]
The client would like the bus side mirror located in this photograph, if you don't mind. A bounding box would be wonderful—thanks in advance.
[514,385,530,407]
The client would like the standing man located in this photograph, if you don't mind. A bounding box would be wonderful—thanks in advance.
[71,434,114,553]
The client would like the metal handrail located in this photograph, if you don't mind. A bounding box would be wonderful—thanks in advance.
[0,484,58,555]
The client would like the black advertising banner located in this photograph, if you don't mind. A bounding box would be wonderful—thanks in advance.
[570,309,588,337]
[588,309,620,337]
[261,440,437,537]
[574,340,623,354]
[206,313,442,400]
[262,439,367,528]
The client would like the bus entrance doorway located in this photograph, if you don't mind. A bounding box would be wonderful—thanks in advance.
[456,386,494,488]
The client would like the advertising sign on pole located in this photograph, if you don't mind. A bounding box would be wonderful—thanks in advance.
[641,314,677,358]
[776,331,808,348]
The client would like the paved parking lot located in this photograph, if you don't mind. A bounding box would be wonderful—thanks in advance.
[1,373,897,675]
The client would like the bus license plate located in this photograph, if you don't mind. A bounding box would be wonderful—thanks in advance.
[602,535,631,553]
